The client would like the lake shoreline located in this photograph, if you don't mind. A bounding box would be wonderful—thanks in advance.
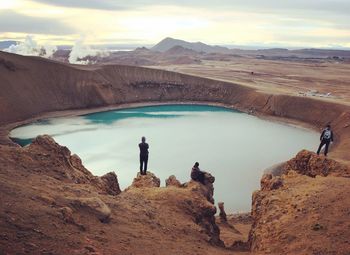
[2,100,319,146]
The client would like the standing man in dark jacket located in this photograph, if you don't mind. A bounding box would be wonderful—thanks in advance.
[317,124,334,156]
[139,136,149,175]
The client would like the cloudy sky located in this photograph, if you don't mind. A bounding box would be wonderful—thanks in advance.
[1,0,350,48]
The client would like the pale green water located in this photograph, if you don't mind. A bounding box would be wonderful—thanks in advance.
[10,105,319,212]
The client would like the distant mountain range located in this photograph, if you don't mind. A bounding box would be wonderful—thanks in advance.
[150,37,350,59]
[151,37,231,53]
[0,41,17,50]
[2,37,350,65]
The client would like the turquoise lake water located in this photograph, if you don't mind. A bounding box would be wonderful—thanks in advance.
[10,104,319,212]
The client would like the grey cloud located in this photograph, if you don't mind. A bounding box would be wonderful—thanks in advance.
[29,0,350,33]
[220,0,350,16]
[30,0,350,16]
[8,0,349,47]
[31,0,124,10]
[0,10,76,35]
[273,33,350,44]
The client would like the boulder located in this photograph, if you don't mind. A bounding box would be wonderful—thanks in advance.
[68,197,111,223]
[260,174,284,191]
[129,172,160,189]
[99,172,121,195]
[282,150,350,177]
[165,175,182,187]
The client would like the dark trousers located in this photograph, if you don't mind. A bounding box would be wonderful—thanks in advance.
[317,139,330,156]
[140,154,148,174]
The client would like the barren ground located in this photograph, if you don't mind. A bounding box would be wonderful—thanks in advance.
[149,58,350,105]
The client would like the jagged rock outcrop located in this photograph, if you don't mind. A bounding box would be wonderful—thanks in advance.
[185,172,215,204]
[165,175,182,187]
[180,175,224,247]
[218,202,227,222]
[125,172,224,247]
[29,135,97,183]
[99,172,121,195]
[128,172,161,189]
[27,135,121,196]
[189,197,223,246]
[282,150,350,177]
[248,150,350,254]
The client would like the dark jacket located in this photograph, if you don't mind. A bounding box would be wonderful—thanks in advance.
[191,166,204,181]
[139,142,149,156]
[320,129,334,142]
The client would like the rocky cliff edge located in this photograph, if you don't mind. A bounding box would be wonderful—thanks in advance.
[0,135,231,255]
[249,150,350,255]
[1,136,350,254]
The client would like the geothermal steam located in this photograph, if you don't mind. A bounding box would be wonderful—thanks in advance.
[4,36,108,65]
[68,39,108,64]
[4,36,57,58]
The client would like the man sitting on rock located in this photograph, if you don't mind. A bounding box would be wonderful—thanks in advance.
[191,162,205,184]
[316,124,334,156]
[139,136,149,175]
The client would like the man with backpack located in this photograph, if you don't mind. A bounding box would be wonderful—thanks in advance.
[316,124,334,156]
[139,136,149,175]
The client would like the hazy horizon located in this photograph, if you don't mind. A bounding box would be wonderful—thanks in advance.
[2,36,350,52]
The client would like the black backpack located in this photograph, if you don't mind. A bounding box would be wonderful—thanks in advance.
[323,130,331,140]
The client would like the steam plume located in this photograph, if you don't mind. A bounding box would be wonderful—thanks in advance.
[4,35,57,58]
[68,39,108,64]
